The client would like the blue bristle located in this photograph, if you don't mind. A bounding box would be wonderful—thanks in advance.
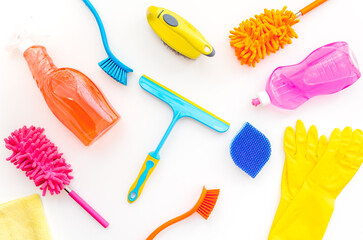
[230,122,271,178]
[99,57,129,85]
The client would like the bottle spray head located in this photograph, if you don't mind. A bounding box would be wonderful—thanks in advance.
[251,98,261,107]
[252,91,271,107]
[7,18,50,54]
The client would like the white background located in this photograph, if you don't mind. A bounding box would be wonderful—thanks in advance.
[1,0,363,239]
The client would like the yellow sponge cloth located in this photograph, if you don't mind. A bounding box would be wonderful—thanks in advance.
[0,194,52,240]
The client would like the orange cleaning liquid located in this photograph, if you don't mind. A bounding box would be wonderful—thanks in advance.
[23,45,119,146]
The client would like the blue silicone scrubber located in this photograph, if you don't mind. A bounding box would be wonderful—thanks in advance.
[230,122,271,178]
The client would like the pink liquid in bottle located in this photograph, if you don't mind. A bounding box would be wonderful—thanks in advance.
[252,42,361,110]
[23,45,119,145]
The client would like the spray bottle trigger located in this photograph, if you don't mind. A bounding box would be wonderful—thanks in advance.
[7,18,50,53]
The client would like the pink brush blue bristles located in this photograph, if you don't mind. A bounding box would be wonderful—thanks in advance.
[4,126,109,228]
[230,122,271,178]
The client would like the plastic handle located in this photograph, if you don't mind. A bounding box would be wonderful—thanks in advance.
[128,154,159,203]
[300,0,327,15]
[68,190,109,228]
[158,10,213,56]
[170,22,213,56]
[82,0,110,55]
[146,187,211,239]
[81,0,132,72]
[174,26,213,55]
[146,208,195,240]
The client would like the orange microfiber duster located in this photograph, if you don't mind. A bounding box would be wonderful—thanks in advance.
[229,0,327,67]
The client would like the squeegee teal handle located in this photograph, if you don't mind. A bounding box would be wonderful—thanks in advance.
[82,0,132,72]
[128,154,159,203]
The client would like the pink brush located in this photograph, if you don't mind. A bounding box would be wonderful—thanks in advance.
[4,126,109,228]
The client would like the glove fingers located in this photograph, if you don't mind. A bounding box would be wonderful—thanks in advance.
[323,128,342,159]
[284,126,296,156]
[336,127,353,160]
[344,129,363,169]
[307,125,318,163]
[296,120,307,158]
[309,128,359,198]
[327,129,363,198]
[317,135,328,160]
[316,128,341,168]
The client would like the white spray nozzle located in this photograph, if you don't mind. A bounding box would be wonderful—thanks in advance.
[7,18,50,54]
[253,91,271,107]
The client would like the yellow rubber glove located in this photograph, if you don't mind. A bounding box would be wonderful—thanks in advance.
[270,120,327,232]
[269,127,363,240]
[0,194,52,240]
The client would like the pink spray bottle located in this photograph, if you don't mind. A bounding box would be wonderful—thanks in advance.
[252,42,361,110]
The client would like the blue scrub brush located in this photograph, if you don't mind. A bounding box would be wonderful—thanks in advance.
[82,0,133,85]
[230,122,271,178]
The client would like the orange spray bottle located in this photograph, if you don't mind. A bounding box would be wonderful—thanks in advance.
[12,25,120,146]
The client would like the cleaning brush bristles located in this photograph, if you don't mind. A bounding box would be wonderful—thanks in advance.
[98,57,132,85]
[4,126,73,196]
[146,186,220,240]
[196,188,220,220]
[229,7,299,67]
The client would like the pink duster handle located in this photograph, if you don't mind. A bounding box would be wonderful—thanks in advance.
[65,187,109,228]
